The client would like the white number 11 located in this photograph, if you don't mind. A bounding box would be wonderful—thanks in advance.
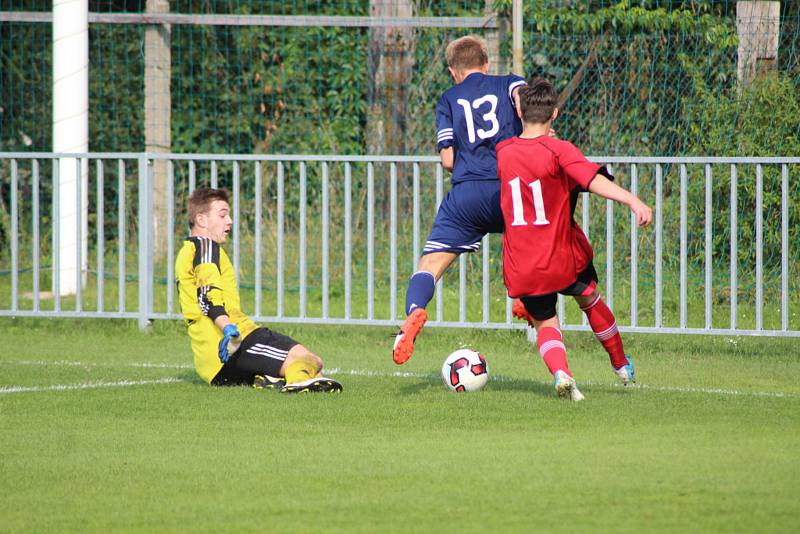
[509,177,550,226]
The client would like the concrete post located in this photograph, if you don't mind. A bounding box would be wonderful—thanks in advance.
[145,0,171,260]
[736,1,780,90]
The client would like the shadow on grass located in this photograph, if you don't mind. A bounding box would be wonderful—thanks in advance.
[396,374,557,398]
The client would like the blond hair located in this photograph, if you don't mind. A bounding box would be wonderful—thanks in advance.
[445,35,489,72]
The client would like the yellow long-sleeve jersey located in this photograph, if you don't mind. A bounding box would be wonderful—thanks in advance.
[175,236,258,383]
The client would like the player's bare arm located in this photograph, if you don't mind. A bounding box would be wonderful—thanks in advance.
[588,174,653,226]
[439,147,454,171]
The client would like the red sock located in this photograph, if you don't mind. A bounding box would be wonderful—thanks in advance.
[537,326,571,377]
[580,295,627,369]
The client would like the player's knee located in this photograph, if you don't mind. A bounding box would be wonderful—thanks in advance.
[417,252,455,279]
[286,346,323,371]
[574,288,600,308]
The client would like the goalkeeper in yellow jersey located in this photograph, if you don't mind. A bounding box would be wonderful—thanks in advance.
[175,187,342,393]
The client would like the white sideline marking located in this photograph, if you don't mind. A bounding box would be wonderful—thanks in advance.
[324,368,800,399]
[2,360,798,399]
[617,383,799,399]
[9,359,192,369]
[0,377,184,395]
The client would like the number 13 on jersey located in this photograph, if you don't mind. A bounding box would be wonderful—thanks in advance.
[509,177,550,226]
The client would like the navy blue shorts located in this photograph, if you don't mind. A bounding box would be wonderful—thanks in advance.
[423,180,504,255]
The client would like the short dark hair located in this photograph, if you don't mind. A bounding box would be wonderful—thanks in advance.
[188,187,230,228]
[518,77,557,124]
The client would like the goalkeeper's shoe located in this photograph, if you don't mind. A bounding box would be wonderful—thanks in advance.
[613,355,636,386]
[554,370,585,402]
[253,375,285,390]
[392,308,427,365]
[280,376,343,394]
[511,298,536,328]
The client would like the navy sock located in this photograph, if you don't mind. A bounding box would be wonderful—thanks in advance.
[405,271,436,316]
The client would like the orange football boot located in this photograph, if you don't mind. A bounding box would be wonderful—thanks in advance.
[392,308,428,365]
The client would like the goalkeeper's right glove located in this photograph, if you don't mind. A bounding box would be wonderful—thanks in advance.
[218,323,241,364]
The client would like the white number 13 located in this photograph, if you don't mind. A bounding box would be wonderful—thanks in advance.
[509,177,550,226]
[456,95,499,143]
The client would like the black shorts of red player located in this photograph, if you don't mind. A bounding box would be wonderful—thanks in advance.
[520,263,598,322]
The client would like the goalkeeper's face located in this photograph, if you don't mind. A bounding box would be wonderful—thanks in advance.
[201,200,233,243]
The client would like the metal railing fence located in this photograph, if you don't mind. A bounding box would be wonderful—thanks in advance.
[1,152,798,338]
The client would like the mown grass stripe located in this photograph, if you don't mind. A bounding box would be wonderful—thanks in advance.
[2,360,797,399]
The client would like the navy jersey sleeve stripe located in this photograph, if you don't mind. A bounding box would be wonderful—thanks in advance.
[508,79,526,100]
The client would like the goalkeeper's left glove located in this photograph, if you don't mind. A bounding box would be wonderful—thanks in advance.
[218,323,241,364]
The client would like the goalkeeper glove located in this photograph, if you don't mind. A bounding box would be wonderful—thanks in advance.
[218,323,241,364]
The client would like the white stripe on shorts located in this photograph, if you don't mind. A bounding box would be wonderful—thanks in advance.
[246,344,288,361]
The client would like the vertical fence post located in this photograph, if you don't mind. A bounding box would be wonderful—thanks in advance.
[390,163,398,321]
[299,161,307,318]
[781,164,789,331]
[322,161,330,319]
[482,234,490,324]
[277,161,285,318]
[344,162,352,320]
[679,164,687,329]
[10,159,18,312]
[233,161,240,280]
[630,163,638,327]
[96,159,104,312]
[730,164,738,330]
[412,163,420,270]
[75,157,82,312]
[581,191,590,326]
[118,159,126,313]
[188,160,195,193]
[704,164,713,330]
[138,155,151,329]
[605,165,614,310]
[166,160,175,315]
[254,161,262,318]
[459,250,467,324]
[435,164,444,322]
[367,162,375,320]
[655,164,663,328]
[755,164,763,330]
[53,159,60,312]
[32,160,40,312]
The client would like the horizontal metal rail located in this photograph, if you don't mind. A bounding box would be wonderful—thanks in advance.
[0,11,498,28]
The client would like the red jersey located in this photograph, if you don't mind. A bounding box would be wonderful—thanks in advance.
[496,135,600,297]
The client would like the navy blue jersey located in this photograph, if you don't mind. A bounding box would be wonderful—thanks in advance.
[436,72,526,184]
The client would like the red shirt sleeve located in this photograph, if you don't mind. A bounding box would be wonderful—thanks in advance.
[558,141,601,191]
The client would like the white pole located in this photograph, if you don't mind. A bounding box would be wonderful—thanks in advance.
[512,0,523,75]
[53,0,89,296]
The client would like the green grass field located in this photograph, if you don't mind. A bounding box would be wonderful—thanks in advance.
[1,317,799,532]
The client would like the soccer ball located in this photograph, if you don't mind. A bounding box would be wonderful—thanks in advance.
[441,349,489,392]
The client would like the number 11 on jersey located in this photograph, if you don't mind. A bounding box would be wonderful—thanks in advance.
[509,177,550,226]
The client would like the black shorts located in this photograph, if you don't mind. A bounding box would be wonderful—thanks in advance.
[211,327,299,386]
[520,263,599,322]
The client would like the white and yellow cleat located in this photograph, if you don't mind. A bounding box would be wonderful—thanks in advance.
[554,370,585,402]
[253,374,285,390]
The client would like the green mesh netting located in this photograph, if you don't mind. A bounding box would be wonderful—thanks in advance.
[1,1,798,156]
